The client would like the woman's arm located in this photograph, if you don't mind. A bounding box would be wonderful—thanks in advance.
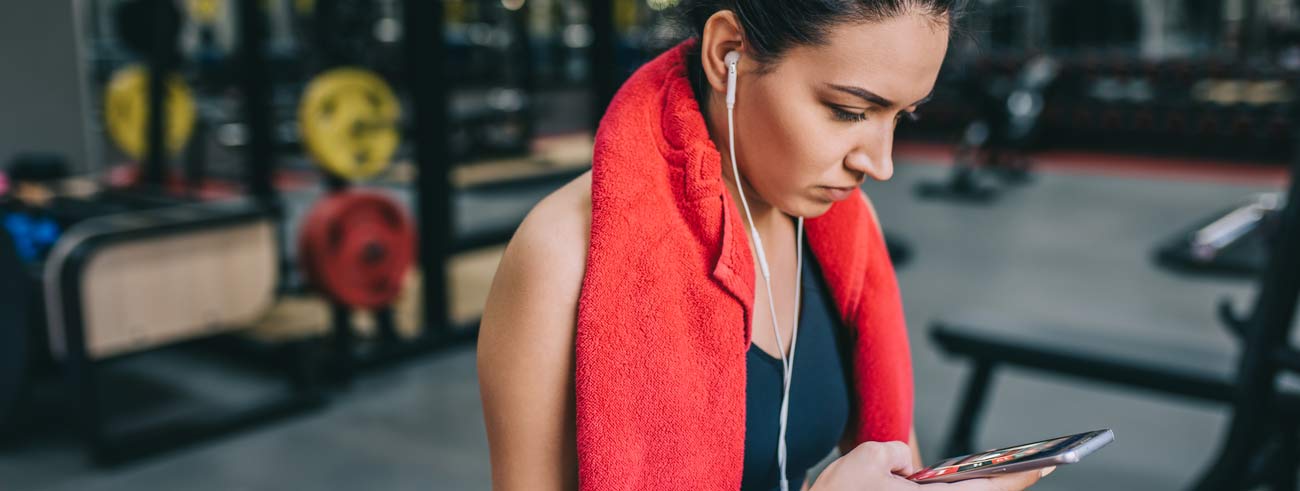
[478,173,592,491]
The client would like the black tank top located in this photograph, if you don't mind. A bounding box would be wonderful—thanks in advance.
[741,240,852,491]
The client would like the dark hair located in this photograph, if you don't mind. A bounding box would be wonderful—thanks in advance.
[680,0,964,107]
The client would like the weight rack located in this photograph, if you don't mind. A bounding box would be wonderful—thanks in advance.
[36,0,326,465]
[312,0,621,380]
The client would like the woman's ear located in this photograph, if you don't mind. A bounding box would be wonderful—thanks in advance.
[700,10,746,97]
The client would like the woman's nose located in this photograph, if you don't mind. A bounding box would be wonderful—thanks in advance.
[844,143,894,181]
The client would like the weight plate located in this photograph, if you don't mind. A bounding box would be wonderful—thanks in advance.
[298,191,415,309]
[298,68,401,181]
[187,0,222,24]
[103,65,197,161]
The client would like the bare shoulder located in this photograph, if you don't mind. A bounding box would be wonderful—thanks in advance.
[506,169,592,294]
[480,169,592,349]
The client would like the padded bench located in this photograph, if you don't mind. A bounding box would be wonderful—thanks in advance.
[929,315,1300,459]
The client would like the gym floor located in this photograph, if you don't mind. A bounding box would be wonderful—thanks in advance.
[2,152,1288,490]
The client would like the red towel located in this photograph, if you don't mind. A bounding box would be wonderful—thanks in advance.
[575,39,913,490]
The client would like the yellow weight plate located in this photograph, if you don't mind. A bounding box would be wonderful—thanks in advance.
[187,0,221,24]
[298,67,401,181]
[103,65,197,161]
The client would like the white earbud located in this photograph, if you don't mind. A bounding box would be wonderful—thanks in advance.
[725,50,741,109]
[723,48,804,491]
[727,51,764,276]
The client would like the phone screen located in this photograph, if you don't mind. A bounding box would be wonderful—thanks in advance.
[907,432,1091,482]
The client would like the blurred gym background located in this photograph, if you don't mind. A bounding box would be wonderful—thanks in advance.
[1,0,1299,490]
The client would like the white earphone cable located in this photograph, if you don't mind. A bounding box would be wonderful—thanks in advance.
[727,54,803,491]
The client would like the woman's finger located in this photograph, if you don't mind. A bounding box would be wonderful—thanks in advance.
[883,441,919,476]
[923,467,1048,491]
[843,441,919,476]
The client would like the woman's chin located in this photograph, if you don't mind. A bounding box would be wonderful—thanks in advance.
[786,198,836,220]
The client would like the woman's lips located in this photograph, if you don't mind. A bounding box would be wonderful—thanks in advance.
[819,186,857,201]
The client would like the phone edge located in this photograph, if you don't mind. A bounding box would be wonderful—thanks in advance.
[910,429,1115,484]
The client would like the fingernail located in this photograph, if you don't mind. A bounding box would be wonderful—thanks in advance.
[1039,467,1057,477]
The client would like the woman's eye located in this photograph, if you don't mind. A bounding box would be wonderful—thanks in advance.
[831,106,868,123]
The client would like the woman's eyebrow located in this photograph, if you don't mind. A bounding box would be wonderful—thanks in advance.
[827,83,933,108]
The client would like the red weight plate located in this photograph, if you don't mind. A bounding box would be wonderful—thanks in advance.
[298,190,415,309]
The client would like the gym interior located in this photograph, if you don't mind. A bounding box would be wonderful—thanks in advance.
[1,0,1299,490]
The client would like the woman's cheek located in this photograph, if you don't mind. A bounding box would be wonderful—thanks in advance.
[779,108,829,158]
[802,125,852,173]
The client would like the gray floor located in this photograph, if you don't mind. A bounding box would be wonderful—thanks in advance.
[2,157,1290,490]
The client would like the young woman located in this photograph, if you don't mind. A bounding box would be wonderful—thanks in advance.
[478,1,1051,490]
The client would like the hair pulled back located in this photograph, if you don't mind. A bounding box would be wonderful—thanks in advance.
[679,0,963,105]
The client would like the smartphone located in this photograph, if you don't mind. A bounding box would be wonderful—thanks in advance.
[906,429,1115,484]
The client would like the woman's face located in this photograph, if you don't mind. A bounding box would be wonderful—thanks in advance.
[732,13,949,218]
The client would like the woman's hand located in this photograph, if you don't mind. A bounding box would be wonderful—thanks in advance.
[810,441,1050,491]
